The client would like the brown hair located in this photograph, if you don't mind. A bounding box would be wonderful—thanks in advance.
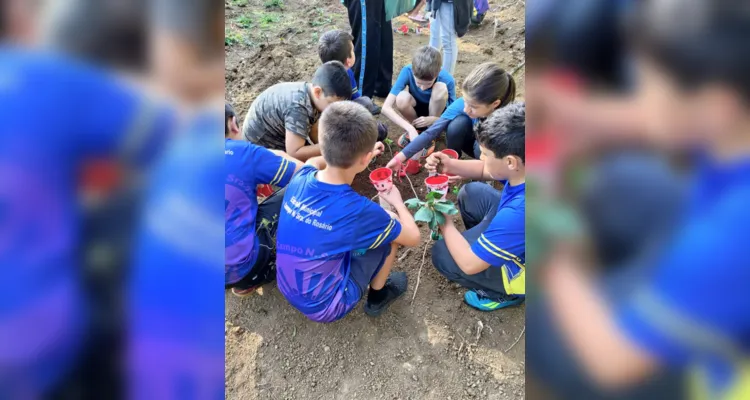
[412,46,442,81]
[319,101,378,168]
[462,63,516,108]
[318,30,354,64]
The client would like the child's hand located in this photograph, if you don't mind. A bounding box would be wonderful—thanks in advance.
[379,185,404,207]
[425,152,452,175]
[438,213,455,231]
[412,116,437,129]
[372,142,385,157]
[385,152,407,172]
[406,126,420,141]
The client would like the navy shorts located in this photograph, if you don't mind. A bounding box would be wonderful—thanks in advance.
[348,244,393,298]
[414,99,430,117]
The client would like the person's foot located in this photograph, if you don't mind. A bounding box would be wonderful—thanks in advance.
[408,14,428,23]
[377,122,388,142]
[404,159,421,175]
[371,105,382,115]
[464,290,524,311]
[471,12,486,25]
[231,285,260,297]
[397,132,410,148]
[364,272,408,317]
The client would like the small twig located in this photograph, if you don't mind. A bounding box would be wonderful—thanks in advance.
[410,238,433,303]
[371,194,378,201]
[504,327,525,353]
[397,248,412,262]
[511,60,526,76]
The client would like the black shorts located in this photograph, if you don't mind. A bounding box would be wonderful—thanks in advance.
[348,244,393,298]
[414,99,430,118]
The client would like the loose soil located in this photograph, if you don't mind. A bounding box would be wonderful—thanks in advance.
[225,0,526,398]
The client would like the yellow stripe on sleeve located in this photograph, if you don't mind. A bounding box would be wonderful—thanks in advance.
[369,219,395,250]
[477,234,525,269]
[270,158,288,186]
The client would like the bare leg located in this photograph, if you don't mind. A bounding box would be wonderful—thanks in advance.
[395,89,418,123]
[428,82,448,118]
[370,242,399,290]
[309,121,319,144]
[409,0,426,16]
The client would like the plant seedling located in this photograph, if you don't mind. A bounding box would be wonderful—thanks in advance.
[405,191,459,240]
[451,186,460,195]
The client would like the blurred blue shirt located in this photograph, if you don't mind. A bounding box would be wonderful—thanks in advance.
[0,47,172,396]
[389,64,456,105]
[617,156,750,398]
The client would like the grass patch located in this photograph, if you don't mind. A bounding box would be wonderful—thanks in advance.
[264,0,284,8]
[231,0,248,6]
[257,12,281,26]
[225,29,246,46]
[236,14,253,28]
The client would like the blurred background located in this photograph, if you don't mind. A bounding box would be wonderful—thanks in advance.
[1,0,224,399]
[526,0,750,399]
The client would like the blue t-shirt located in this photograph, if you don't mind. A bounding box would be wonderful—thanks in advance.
[225,141,296,284]
[275,166,402,323]
[0,48,173,396]
[129,112,225,399]
[471,182,526,295]
[616,156,750,398]
[347,68,361,100]
[401,97,479,159]
[389,64,457,105]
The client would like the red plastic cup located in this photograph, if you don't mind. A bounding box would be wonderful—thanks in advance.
[425,174,450,199]
[257,184,274,198]
[370,167,393,193]
[442,149,459,159]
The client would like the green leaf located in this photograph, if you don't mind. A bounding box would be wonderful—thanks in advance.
[404,198,421,209]
[429,217,438,231]
[414,207,434,223]
[426,191,443,201]
[435,212,446,226]
[434,201,459,215]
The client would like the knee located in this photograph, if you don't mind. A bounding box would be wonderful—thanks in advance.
[395,91,414,111]
[431,82,448,103]
[458,182,486,206]
[431,240,451,273]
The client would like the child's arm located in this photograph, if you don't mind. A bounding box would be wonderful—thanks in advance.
[285,131,321,161]
[304,156,327,170]
[424,153,493,181]
[380,187,421,247]
[439,217,491,275]
[401,118,450,159]
[382,93,420,140]
[269,149,304,174]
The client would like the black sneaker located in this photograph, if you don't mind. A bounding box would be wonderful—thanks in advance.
[377,122,388,142]
[371,105,382,116]
[364,271,408,317]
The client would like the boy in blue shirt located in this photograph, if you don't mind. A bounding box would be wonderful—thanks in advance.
[427,103,526,311]
[225,103,302,296]
[382,46,456,162]
[317,29,388,141]
[276,101,421,323]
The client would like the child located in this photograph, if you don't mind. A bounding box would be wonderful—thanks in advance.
[226,103,302,296]
[382,46,456,172]
[386,62,516,174]
[276,101,421,323]
[318,29,381,115]
[317,29,388,141]
[426,103,526,311]
[242,61,352,161]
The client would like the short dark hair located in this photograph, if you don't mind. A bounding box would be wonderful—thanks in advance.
[412,46,442,81]
[312,61,353,99]
[462,63,516,108]
[629,0,750,104]
[476,102,525,163]
[318,30,354,64]
[225,102,236,136]
[319,101,377,168]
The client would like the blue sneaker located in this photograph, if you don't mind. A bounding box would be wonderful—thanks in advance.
[464,290,524,311]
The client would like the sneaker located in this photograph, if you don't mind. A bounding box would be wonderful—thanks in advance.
[464,290,524,311]
[371,105,382,116]
[471,12,486,25]
[377,122,388,142]
[404,159,421,175]
[364,271,408,317]
[231,285,260,297]
[397,132,411,148]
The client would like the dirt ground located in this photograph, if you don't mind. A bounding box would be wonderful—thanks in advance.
[225,0,526,398]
